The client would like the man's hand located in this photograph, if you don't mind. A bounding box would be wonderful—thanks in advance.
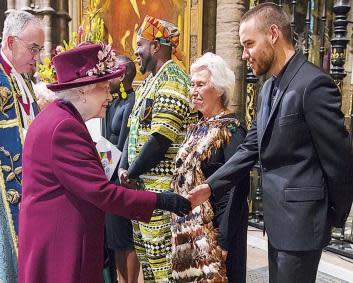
[188,184,212,208]
[118,168,138,189]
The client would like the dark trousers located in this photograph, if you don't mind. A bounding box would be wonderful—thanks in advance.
[268,241,322,283]
[226,208,248,283]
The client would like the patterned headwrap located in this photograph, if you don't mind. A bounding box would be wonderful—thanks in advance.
[138,15,182,60]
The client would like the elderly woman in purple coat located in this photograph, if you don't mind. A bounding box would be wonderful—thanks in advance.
[18,43,191,283]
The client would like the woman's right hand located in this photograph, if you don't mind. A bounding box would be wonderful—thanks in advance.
[118,168,129,183]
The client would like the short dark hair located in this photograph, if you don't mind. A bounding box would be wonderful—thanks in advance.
[117,55,136,85]
[241,2,293,43]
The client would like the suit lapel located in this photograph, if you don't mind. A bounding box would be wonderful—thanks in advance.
[257,78,273,143]
[264,53,307,131]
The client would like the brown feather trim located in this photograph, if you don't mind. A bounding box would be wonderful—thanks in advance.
[171,116,240,282]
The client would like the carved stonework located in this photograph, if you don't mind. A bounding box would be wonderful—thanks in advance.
[245,82,257,128]
[190,35,198,63]
[243,0,259,124]
[189,0,203,68]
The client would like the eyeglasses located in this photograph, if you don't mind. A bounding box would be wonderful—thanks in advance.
[14,36,44,56]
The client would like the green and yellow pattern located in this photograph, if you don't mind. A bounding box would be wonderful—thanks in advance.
[128,60,197,282]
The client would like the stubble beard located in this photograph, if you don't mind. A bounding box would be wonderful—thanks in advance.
[255,52,274,76]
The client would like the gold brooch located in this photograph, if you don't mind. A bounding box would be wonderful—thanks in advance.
[6,189,21,204]
[0,86,13,116]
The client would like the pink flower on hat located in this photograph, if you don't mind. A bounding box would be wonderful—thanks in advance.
[46,43,125,92]
[87,43,119,77]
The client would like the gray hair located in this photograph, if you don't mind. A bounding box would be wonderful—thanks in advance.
[190,52,235,111]
[2,10,43,47]
[55,84,97,102]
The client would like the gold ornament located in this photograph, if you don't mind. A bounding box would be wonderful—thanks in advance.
[6,189,21,204]
[120,83,127,99]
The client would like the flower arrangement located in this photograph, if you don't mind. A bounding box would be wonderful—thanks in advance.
[36,56,56,84]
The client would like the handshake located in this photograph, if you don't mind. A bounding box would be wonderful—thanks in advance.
[119,169,212,217]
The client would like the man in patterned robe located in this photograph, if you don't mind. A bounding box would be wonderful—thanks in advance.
[118,15,197,282]
[0,10,44,283]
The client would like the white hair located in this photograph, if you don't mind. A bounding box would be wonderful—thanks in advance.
[55,84,97,102]
[190,52,235,111]
[2,10,43,48]
[33,82,56,101]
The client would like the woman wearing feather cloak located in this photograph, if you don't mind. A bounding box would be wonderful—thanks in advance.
[170,52,250,282]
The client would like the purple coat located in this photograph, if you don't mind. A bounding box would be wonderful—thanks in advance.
[18,100,156,283]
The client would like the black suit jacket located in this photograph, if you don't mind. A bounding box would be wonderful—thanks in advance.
[102,92,135,151]
[102,92,135,182]
[207,52,353,251]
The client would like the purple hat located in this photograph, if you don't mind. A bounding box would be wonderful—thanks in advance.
[47,43,125,92]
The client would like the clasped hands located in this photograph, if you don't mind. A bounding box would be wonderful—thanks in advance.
[118,168,140,189]
[119,168,212,208]
[117,173,227,258]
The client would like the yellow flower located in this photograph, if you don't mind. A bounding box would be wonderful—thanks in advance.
[43,56,51,65]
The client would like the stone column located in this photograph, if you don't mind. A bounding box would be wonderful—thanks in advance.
[216,0,247,115]
[202,0,217,53]
[0,1,8,40]
[15,0,31,9]
[41,10,55,56]
[6,0,15,10]
[56,0,70,46]
[68,0,81,36]
[34,0,70,56]
[5,0,71,55]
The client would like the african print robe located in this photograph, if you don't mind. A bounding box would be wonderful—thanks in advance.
[127,60,197,282]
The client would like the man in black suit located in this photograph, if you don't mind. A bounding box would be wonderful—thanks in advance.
[188,3,353,283]
[102,56,140,283]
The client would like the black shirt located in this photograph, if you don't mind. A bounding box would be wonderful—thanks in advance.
[271,53,295,107]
